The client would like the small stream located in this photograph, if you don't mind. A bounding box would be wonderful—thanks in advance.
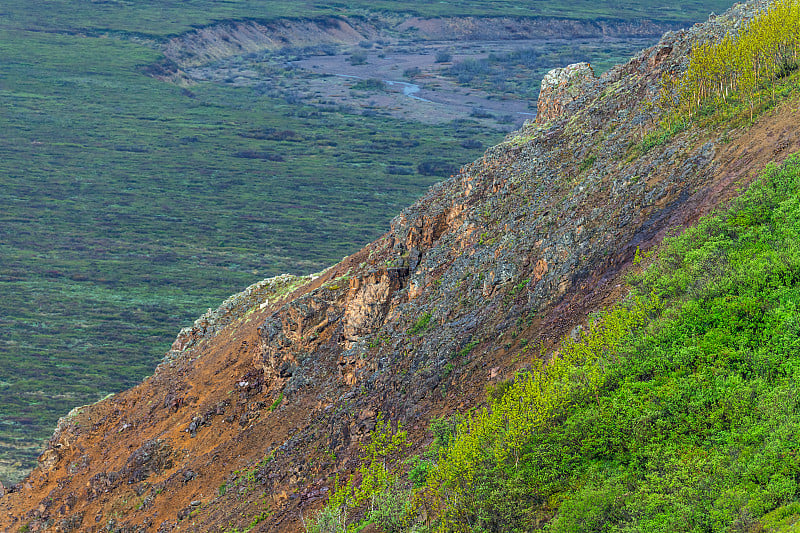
[333,73,537,116]
[383,80,432,102]
[333,73,433,103]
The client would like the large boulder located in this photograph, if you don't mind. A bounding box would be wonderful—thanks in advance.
[537,62,598,123]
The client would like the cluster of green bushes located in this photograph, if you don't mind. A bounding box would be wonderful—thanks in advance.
[426,294,661,532]
[642,0,800,154]
[303,417,425,533]
[663,0,800,122]
[310,153,800,531]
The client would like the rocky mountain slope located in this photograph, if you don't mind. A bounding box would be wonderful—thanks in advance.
[3,1,800,531]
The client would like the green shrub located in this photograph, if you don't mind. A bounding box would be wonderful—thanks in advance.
[435,50,452,63]
[406,456,434,488]
[349,52,367,65]
[550,477,631,533]
[351,78,385,92]
[269,392,283,411]
[455,339,479,359]
[427,415,461,454]
[369,482,422,533]
[485,378,513,401]
[408,313,433,334]
[303,505,347,533]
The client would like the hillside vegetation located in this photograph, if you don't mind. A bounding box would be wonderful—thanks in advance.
[305,152,800,533]
[646,0,800,140]
[428,153,800,532]
[680,0,800,118]
[304,2,800,530]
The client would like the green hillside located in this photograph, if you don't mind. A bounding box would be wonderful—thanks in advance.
[307,152,800,533]
[429,154,800,532]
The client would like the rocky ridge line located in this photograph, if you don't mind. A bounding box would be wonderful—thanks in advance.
[163,273,316,363]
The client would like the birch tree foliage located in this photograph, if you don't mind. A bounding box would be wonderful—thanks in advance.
[669,0,800,121]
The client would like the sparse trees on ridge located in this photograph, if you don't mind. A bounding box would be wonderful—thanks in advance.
[671,0,800,121]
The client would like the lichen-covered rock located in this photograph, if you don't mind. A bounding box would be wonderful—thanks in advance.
[536,62,598,123]
[163,273,311,364]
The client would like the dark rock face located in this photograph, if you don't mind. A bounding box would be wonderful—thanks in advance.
[4,2,800,531]
[124,439,174,483]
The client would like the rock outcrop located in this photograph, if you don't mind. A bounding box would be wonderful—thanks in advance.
[165,274,312,363]
[3,1,800,531]
[536,62,598,123]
